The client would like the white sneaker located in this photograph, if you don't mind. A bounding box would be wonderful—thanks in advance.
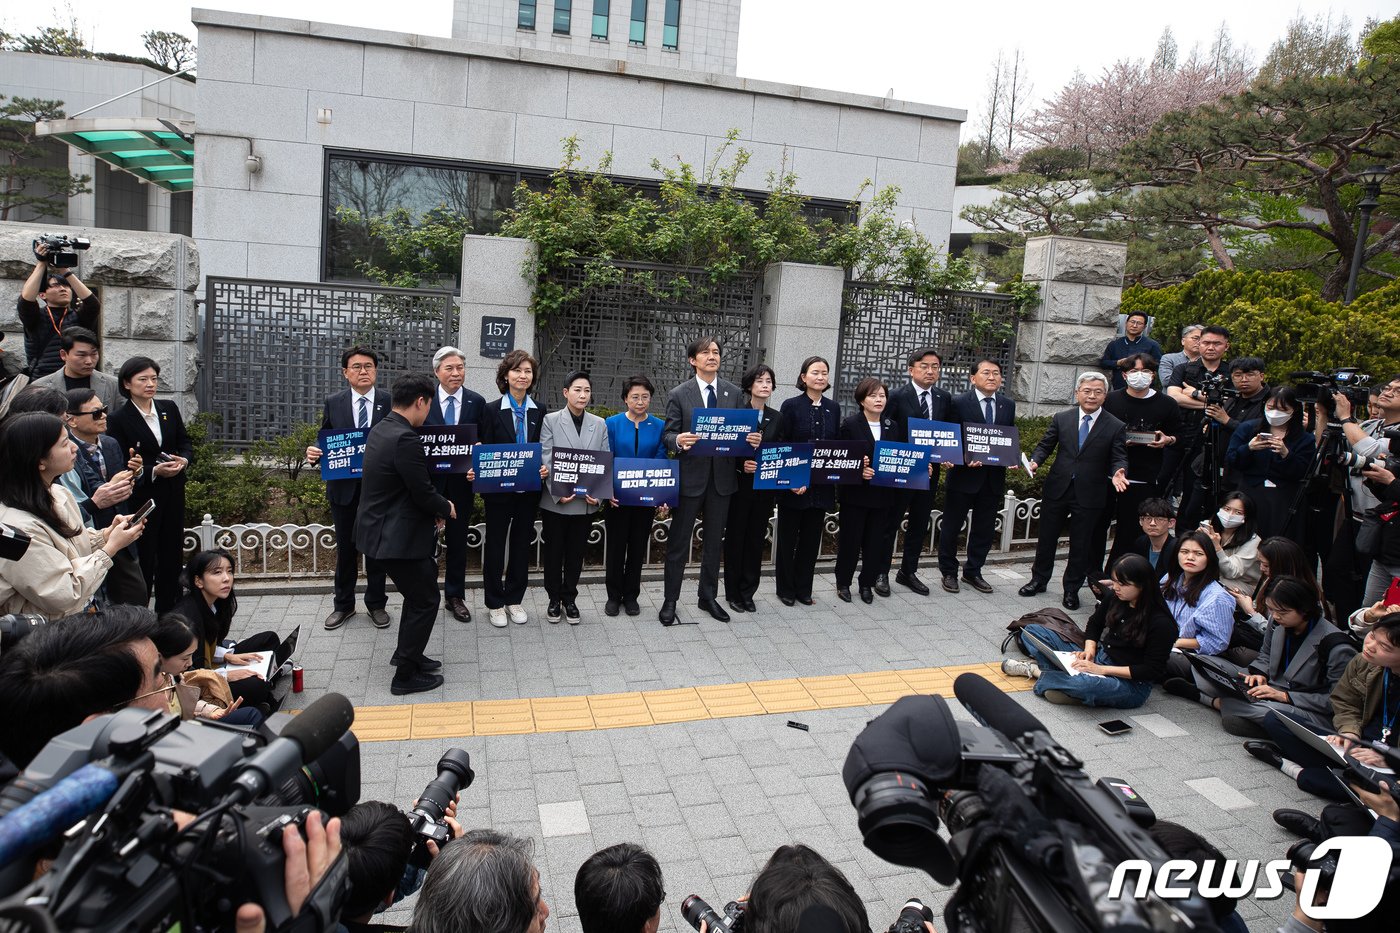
[1001,657,1042,679]
[489,608,508,628]
[507,604,528,624]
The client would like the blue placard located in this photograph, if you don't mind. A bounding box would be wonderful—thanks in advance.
[906,418,965,465]
[690,407,761,456]
[472,443,543,493]
[318,429,368,481]
[963,423,1021,467]
[754,443,812,490]
[549,447,614,500]
[419,424,479,474]
[810,440,870,485]
[612,458,679,507]
[871,441,932,490]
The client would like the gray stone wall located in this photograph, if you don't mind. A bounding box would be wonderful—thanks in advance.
[761,262,845,408]
[1014,235,1127,417]
[458,235,538,395]
[0,221,200,414]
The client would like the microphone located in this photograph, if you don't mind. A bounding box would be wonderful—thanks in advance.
[226,693,354,804]
[953,673,1048,744]
[0,764,119,867]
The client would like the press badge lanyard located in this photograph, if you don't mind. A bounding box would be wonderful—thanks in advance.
[1383,669,1398,745]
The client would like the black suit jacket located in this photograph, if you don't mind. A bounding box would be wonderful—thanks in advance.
[354,412,452,560]
[737,405,781,492]
[663,377,743,497]
[1030,407,1129,509]
[946,390,1017,495]
[481,397,546,462]
[320,388,391,506]
[107,398,193,505]
[888,381,953,434]
[424,387,486,496]
[837,411,901,509]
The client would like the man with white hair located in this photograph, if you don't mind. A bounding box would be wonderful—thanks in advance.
[1021,372,1130,611]
[424,346,486,624]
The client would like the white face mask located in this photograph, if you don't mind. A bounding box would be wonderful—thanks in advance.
[1217,509,1245,528]
[1264,409,1291,426]
[1124,371,1154,390]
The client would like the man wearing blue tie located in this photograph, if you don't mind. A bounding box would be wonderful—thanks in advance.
[305,346,391,630]
[425,346,486,624]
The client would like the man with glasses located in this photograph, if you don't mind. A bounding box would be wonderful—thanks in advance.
[886,347,953,597]
[306,346,392,631]
[65,387,146,605]
[32,326,121,414]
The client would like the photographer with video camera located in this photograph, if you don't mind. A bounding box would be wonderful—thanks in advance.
[18,237,99,380]
[1166,326,1231,523]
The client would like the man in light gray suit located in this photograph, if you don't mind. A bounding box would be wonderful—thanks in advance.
[660,336,757,626]
[539,370,609,624]
[32,327,121,415]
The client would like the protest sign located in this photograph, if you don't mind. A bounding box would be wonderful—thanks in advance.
[612,458,680,507]
[871,441,932,490]
[809,441,870,485]
[549,447,614,500]
[962,423,1020,466]
[317,429,368,481]
[754,443,812,490]
[691,408,761,456]
[472,443,543,493]
[419,424,479,474]
[906,418,965,465]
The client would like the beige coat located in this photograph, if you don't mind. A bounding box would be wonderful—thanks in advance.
[0,485,111,616]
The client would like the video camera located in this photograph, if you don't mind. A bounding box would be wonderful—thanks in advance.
[0,522,32,563]
[0,613,45,654]
[0,693,361,931]
[840,674,1221,933]
[32,234,91,270]
[1190,369,1236,405]
[1292,368,1372,413]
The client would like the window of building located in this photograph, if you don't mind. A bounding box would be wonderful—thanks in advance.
[592,0,609,39]
[663,0,680,50]
[95,162,148,231]
[629,0,646,45]
[553,0,571,34]
[169,191,192,237]
[518,1,537,30]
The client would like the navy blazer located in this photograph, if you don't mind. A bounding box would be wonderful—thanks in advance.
[946,390,1017,495]
[837,411,901,509]
[888,381,953,433]
[481,397,547,499]
[70,432,128,529]
[776,394,841,510]
[424,387,486,497]
[320,387,391,506]
[736,405,782,493]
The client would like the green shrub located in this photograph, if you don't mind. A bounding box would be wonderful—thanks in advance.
[183,415,330,526]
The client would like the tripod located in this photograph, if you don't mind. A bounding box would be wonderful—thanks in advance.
[1176,406,1229,528]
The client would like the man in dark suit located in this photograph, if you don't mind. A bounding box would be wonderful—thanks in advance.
[939,359,1016,595]
[660,336,755,625]
[306,346,391,631]
[423,345,486,624]
[885,347,953,596]
[1022,372,1130,610]
[32,327,122,414]
[355,373,455,696]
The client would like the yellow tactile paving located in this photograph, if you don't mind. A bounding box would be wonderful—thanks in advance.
[347,663,1034,742]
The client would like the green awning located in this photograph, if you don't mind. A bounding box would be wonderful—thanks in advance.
[36,118,196,192]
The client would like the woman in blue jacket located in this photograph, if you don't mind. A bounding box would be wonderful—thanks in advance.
[603,376,667,617]
[1225,386,1315,541]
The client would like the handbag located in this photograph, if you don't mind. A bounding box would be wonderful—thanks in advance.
[1002,606,1087,655]
[1355,503,1396,559]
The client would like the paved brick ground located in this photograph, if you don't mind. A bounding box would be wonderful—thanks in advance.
[238,561,1316,932]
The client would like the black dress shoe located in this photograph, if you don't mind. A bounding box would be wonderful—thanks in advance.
[1018,580,1048,597]
[1244,740,1284,769]
[546,600,563,623]
[1163,677,1202,703]
[962,575,994,594]
[859,586,874,604]
[390,654,442,672]
[390,671,445,696]
[1273,808,1323,841]
[779,595,796,607]
[727,598,748,613]
[623,597,641,616]
[659,600,677,626]
[874,574,891,597]
[797,596,815,606]
[445,597,471,623]
[699,598,731,622]
[604,599,621,617]
[836,585,853,602]
[895,571,930,596]
[742,598,757,613]
[941,574,960,593]
[1062,591,1080,611]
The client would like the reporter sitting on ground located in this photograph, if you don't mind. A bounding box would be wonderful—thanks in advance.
[171,548,287,715]
[1234,537,1326,636]
[742,843,871,933]
[0,605,168,768]
[1004,554,1176,708]
[1199,490,1261,595]
[338,796,463,933]
[151,613,265,727]
[406,829,548,933]
[1160,530,1237,682]
[1122,496,1179,572]
[1148,821,1250,933]
[1164,577,1356,738]
[0,411,144,616]
[575,842,666,933]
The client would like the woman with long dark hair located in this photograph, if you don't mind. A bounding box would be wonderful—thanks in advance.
[1233,536,1326,632]
[151,613,264,726]
[0,411,143,615]
[1199,490,1261,594]
[773,356,839,606]
[1161,530,1238,681]
[1004,554,1177,708]
[723,363,780,614]
[1226,386,1315,540]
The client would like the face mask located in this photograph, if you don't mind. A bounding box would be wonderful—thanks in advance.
[1124,371,1153,390]
[1264,409,1291,426]
[1217,509,1245,528]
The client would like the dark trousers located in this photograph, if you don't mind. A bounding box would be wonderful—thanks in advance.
[775,502,824,601]
[541,510,592,603]
[1030,494,1102,593]
[724,486,775,602]
[105,548,149,606]
[377,556,440,677]
[663,486,730,603]
[1091,481,1157,577]
[605,505,653,601]
[1259,712,1355,802]
[225,631,284,709]
[439,475,476,600]
[330,495,387,611]
[138,485,186,612]
[835,504,891,589]
[938,483,1001,578]
[891,473,941,576]
[483,493,536,609]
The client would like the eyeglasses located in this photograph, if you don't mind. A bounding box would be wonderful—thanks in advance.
[76,408,108,419]
[1140,516,1172,525]
[346,363,376,372]
[111,675,178,711]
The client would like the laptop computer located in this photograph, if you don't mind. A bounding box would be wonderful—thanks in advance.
[1274,712,1397,784]
[1183,652,1254,702]
[1020,629,1108,680]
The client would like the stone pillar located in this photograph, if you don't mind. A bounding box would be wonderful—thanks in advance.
[761,262,845,407]
[69,151,97,228]
[459,235,538,395]
[1014,236,1126,417]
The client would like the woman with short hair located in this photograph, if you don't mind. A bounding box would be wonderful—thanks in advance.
[773,357,839,606]
[539,371,608,624]
[603,375,667,617]
[833,377,899,604]
[723,363,780,614]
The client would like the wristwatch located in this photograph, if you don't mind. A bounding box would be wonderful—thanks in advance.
[1341,417,1358,425]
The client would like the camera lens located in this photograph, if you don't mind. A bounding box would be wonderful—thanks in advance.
[415,748,474,820]
[681,894,728,932]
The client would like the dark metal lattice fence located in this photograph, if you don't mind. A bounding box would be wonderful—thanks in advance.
[201,278,457,446]
[534,260,764,405]
[834,283,1020,409]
